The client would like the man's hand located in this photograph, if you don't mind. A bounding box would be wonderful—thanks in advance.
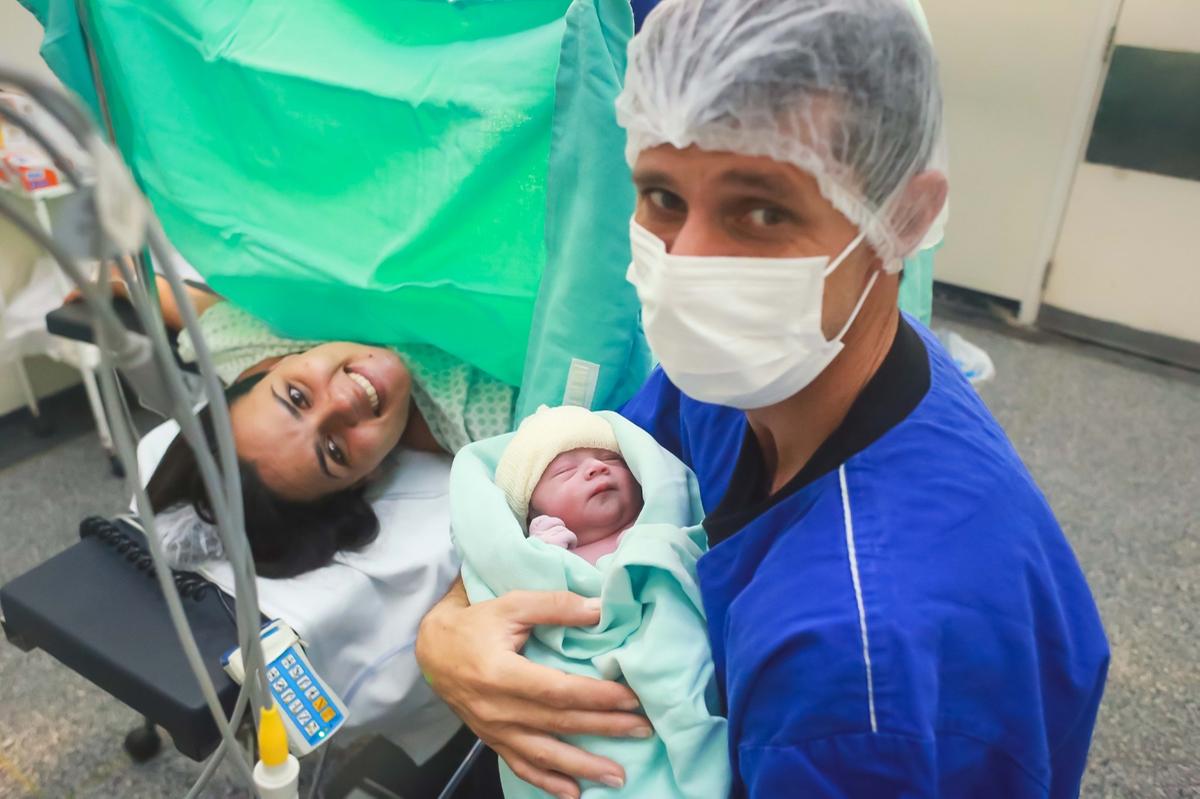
[416,580,650,799]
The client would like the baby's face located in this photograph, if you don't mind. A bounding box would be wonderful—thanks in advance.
[529,448,643,544]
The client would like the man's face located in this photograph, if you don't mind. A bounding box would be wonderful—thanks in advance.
[528,448,644,544]
[632,145,885,340]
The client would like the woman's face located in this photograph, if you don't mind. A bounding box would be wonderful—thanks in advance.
[229,343,411,500]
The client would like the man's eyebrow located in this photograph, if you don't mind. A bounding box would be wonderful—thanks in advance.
[717,169,795,199]
[313,441,335,479]
[631,168,679,189]
[271,388,301,421]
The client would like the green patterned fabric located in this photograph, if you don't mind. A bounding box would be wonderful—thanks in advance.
[177,302,514,454]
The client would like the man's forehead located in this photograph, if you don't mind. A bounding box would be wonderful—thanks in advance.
[634,147,817,194]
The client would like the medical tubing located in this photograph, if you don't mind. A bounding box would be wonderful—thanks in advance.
[128,245,269,723]
[0,67,98,161]
[0,62,271,794]
[147,223,273,708]
[111,253,162,330]
[107,216,261,693]
[6,197,255,787]
[117,212,264,716]
[436,738,486,799]
[92,327,257,786]
[0,196,141,364]
[304,745,332,799]
[182,686,252,799]
[0,101,86,186]
[139,226,270,717]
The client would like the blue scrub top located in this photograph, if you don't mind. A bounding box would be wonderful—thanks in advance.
[621,320,1109,798]
[630,0,660,31]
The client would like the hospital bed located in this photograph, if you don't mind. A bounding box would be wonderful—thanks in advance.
[0,1,646,796]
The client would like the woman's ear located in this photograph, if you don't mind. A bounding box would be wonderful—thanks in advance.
[895,170,948,254]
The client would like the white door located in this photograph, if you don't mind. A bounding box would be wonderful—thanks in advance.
[1042,0,1200,366]
[920,0,1121,305]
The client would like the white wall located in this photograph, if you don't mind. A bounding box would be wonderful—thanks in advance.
[0,1,58,85]
[920,0,1120,309]
[0,1,81,416]
[1117,0,1200,53]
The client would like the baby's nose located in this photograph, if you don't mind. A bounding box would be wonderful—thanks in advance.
[584,459,609,479]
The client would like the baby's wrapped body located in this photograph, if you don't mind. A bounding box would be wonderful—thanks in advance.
[451,409,730,798]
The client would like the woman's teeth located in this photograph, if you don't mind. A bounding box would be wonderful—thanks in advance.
[347,370,380,413]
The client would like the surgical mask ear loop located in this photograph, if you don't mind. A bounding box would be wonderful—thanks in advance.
[825,231,879,344]
[831,269,881,343]
[822,230,868,278]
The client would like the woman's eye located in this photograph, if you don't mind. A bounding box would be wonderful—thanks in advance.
[646,188,685,214]
[326,438,347,466]
[287,386,307,408]
[747,206,790,227]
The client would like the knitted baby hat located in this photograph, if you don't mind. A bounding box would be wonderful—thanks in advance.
[493,405,621,522]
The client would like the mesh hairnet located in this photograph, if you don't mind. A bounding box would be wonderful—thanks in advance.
[617,0,947,265]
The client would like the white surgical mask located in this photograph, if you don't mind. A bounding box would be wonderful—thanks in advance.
[626,219,876,409]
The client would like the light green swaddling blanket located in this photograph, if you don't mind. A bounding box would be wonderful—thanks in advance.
[177,302,515,453]
[452,412,730,798]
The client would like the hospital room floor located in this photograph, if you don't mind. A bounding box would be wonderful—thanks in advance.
[0,308,1197,798]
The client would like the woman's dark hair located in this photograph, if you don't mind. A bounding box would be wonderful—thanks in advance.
[146,372,380,578]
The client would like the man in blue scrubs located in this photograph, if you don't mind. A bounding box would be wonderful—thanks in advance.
[417,1,1109,797]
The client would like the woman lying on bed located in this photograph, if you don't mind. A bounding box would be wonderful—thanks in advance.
[87,272,515,577]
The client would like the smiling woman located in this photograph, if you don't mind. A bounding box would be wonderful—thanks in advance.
[146,369,387,578]
[142,339,448,577]
[121,277,515,577]
[228,343,414,501]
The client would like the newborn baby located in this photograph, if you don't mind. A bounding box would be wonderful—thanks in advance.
[453,405,730,798]
[494,405,644,565]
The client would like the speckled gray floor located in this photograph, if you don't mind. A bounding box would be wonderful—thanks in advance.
[0,312,1197,798]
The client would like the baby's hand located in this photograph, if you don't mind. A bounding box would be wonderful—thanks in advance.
[529,516,578,549]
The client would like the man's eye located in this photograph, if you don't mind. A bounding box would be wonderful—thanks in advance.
[747,206,790,227]
[646,188,686,213]
[327,438,347,466]
[287,386,307,408]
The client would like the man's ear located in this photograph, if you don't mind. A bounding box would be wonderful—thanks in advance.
[894,169,948,254]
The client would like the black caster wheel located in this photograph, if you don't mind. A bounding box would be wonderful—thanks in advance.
[123,720,162,763]
[29,414,54,438]
[110,454,126,479]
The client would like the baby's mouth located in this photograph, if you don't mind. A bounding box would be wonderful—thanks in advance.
[588,482,616,499]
